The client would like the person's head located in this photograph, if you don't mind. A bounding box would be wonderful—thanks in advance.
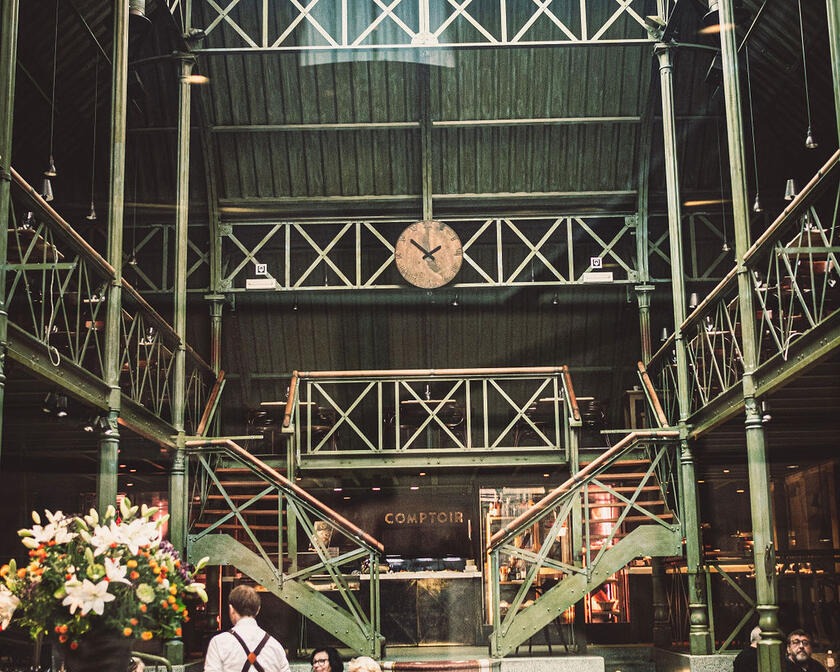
[311,647,343,672]
[228,585,261,625]
[348,656,381,672]
[749,625,762,647]
[786,629,813,664]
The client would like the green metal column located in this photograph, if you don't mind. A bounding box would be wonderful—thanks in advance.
[0,0,19,464]
[98,0,129,510]
[828,0,840,144]
[169,56,194,554]
[207,295,224,434]
[655,43,712,655]
[717,3,782,671]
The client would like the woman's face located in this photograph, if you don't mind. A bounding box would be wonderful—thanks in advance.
[312,650,332,672]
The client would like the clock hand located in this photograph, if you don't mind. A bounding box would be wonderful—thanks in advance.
[410,239,429,255]
[423,245,442,260]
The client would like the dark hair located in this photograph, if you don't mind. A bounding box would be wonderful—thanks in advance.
[787,629,812,645]
[311,647,343,672]
[229,585,261,618]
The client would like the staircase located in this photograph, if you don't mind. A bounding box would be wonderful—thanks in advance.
[186,439,384,657]
[487,430,682,657]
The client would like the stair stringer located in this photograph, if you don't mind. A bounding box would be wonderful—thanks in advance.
[189,534,380,656]
[492,524,682,657]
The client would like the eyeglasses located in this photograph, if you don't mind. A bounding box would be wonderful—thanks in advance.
[790,639,811,648]
[312,659,330,667]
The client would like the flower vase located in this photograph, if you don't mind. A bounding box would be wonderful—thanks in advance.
[61,633,134,672]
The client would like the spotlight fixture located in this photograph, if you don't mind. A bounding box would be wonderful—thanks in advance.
[42,392,54,414]
[127,251,138,266]
[784,179,797,201]
[451,294,459,307]
[688,292,699,309]
[660,327,669,342]
[55,393,68,418]
[41,177,54,202]
[86,53,99,222]
[797,0,817,149]
[21,211,35,230]
[760,400,771,423]
[752,193,763,214]
[721,240,731,253]
[551,293,559,306]
[44,0,59,180]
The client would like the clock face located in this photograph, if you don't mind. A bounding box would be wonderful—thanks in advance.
[395,220,463,288]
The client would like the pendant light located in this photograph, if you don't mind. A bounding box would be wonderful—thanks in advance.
[44,0,59,184]
[86,53,99,221]
[745,45,762,213]
[715,116,730,253]
[797,0,817,149]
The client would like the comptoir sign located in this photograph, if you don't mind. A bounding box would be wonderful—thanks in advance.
[384,511,465,525]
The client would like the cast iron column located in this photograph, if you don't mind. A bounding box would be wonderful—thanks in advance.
[656,43,712,655]
[718,2,782,671]
[169,56,194,555]
[0,0,19,463]
[828,0,840,144]
[98,0,129,510]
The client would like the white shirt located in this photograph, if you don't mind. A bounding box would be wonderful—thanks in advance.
[204,616,291,672]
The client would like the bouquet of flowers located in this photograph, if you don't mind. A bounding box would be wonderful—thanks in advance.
[0,498,208,651]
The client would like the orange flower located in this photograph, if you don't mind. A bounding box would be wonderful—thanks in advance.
[16,568,26,578]
[130,618,138,625]
[169,585,177,595]
[48,540,56,546]
[0,565,9,577]
[184,615,190,622]
[127,559,138,568]
[183,609,188,618]
[156,576,164,584]
[65,573,73,580]
[110,542,118,548]
[59,635,68,643]
[152,566,161,575]
[54,626,62,633]
[148,559,157,568]
[123,628,133,637]
[130,571,140,580]
[141,631,153,641]
[58,625,68,634]
[139,604,147,613]
[161,600,169,609]
[175,627,182,637]
[69,641,79,650]
[168,595,176,604]
[175,560,181,568]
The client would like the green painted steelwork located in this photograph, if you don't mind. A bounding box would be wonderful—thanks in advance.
[187,439,383,656]
[487,431,681,657]
[656,41,711,654]
[0,0,19,465]
[284,368,576,466]
[168,0,655,53]
[829,0,840,146]
[98,0,129,510]
[718,3,782,666]
[704,563,756,654]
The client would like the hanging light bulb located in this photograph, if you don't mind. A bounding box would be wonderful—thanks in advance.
[127,251,138,266]
[784,179,797,201]
[660,327,669,342]
[688,292,699,309]
[745,46,763,215]
[722,240,731,252]
[86,201,97,221]
[45,0,59,181]
[552,293,560,306]
[752,192,763,213]
[451,294,459,307]
[87,53,99,223]
[43,155,56,177]
[797,0,817,150]
[41,177,54,202]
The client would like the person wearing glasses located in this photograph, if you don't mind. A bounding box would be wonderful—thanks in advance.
[311,647,343,672]
[204,585,291,672]
[785,629,826,672]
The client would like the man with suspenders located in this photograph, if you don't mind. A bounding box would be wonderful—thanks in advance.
[204,585,292,672]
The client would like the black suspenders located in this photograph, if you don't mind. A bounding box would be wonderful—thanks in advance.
[230,629,272,672]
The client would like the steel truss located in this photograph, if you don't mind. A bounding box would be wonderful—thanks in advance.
[167,0,654,53]
[647,150,840,432]
[6,168,216,436]
[221,216,643,291]
[282,366,578,468]
[187,439,383,656]
[486,430,681,657]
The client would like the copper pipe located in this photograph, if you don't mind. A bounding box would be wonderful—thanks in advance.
[282,371,299,429]
[186,438,384,553]
[488,429,679,549]
[562,366,580,421]
[637,361,669,427]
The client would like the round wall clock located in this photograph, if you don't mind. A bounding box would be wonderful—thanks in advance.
[394,220,463,289]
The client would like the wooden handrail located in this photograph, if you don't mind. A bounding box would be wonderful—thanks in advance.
[562,366,580,421]
[282,371,299,429]
[487,429,679,550]
[637,361,669,427]
[186,438,384,554]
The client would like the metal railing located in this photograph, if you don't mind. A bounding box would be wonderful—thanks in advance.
[647,149,840,430]
[7,167,215,432]
[279,366,580,464]
[186,438,384,656]
[486,429,681,656]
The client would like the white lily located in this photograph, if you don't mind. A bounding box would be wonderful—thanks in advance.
[0,585,20,630]
[90,521,122,556]
[120,518,160,555]
[103,558,131,585]
[61,579,115,616]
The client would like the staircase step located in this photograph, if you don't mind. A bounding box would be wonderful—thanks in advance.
[201,509,281,516]
[216,480,277,487]
[206,494,280,501]
[587,485,660,492]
